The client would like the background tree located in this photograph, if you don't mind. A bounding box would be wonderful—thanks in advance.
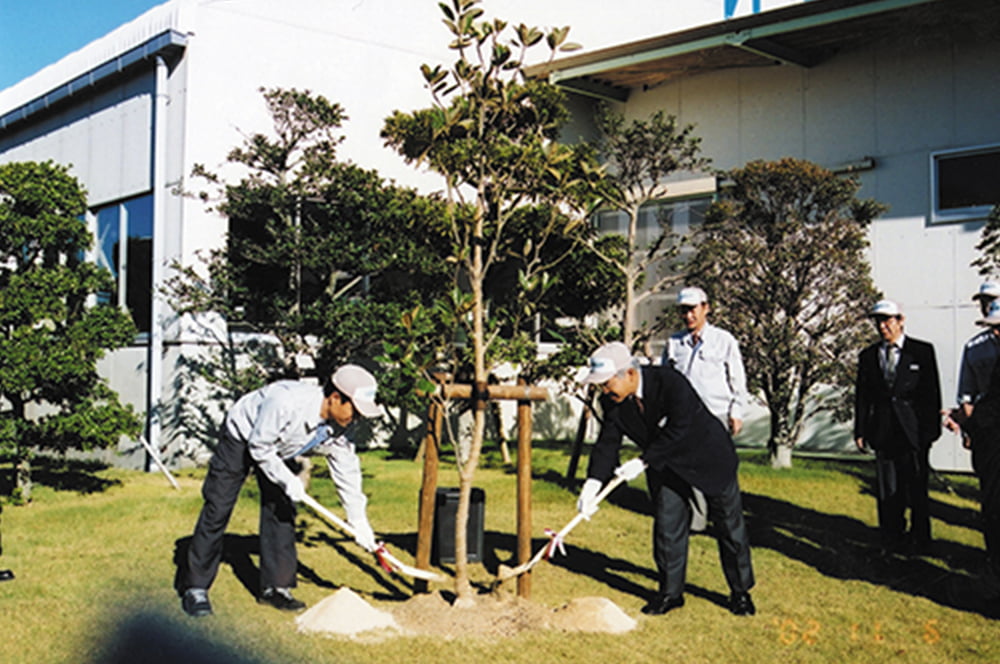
[165,88,453,451]
[0,161,141,501]
[971,203,1000,277]
[685,157,884,468]
[381,0,603,602]
[587,105,709,352]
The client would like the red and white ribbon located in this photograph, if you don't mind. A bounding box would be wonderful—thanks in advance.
[373,542,393,573]
[543,528,567,560]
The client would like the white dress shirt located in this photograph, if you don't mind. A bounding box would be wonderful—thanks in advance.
[662,322,747,424]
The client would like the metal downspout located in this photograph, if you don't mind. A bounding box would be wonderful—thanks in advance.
[147,55,168,469]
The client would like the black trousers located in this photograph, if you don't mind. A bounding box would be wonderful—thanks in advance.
[184,431,298,592]
[647,467,754,599]
[973,438,1000,577]
[874,447,931,544]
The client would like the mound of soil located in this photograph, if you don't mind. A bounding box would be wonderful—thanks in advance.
[296,588,636,640]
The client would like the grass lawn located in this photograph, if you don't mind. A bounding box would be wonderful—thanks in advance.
[0,444,996,663]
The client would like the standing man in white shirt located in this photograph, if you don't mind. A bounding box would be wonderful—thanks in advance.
[180,364,384,617]
[662,286,748,530]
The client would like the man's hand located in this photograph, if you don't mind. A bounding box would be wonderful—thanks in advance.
[614,458,647,482]
[286,476,307,503]
[730,417,743,436]
[576,478,602,520]
[855,437,869,453]
[352,520,378,553]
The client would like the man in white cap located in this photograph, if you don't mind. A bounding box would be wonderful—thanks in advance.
[945,299,1000,598]
[956,281,1000,425]
[854,300,941,554]
[181,364,385,617]
[576,342,755,616]
[662,286,748,531]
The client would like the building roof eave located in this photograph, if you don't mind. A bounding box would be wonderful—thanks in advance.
[0,29,188,134]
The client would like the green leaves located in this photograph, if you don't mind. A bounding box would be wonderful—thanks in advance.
[0,161,140,477]
[687,157,884,455]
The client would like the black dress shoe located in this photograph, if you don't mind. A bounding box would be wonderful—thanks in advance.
[641,593,685,615]
[182,588,213,617]
[258,587,306,611]
[0,569,13,582]
[729,592,755,616]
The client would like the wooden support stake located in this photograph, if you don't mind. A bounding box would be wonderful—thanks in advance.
[414,397,443,593]
[516,379,533,599]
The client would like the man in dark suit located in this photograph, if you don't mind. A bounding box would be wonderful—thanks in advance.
[576,341,755,616]
[854,299,942,552]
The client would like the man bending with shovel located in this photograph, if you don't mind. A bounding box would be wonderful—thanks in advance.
[577,342,755,616]
[180,364,384,617]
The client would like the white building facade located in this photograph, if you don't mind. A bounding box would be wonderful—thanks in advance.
[530,0,1000,471]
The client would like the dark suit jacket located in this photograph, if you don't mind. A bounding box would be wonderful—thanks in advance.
[853,336,942,452]
[586,366,738,496]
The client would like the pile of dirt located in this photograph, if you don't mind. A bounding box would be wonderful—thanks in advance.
[296,588,400,637]
[296,589,637,640]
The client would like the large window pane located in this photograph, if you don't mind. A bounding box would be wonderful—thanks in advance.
[95,205,120,306]
[124,196,153,334]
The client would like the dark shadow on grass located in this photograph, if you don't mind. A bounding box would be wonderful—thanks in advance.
[87,609,271,664]
[0,456,120,495]
[742,491,1000,618]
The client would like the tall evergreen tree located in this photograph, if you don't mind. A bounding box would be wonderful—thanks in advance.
[0,161,141,500]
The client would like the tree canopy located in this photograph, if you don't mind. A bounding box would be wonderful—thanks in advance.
[381,0,606,601]
[0,160,141,500]
[685,157,884,467]
[166,88,454,443]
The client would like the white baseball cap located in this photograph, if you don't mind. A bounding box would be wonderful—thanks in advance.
[973,281,1000,301]
[332,364,385,418]
[580,342,634,384]
[868,299,902,318]
[677,286,708,307]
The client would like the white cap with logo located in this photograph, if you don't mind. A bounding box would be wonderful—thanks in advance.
[868,299,902,318]
[580,342,635,385]
[677,286,708,307]
[332,364,385,418]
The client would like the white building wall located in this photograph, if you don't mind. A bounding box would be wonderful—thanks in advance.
[611,21,1000,471]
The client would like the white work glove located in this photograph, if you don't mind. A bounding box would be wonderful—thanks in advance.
[285,476,307,503]
[576,478,602,520]
[614,458,647,482]
[352,520,378,553]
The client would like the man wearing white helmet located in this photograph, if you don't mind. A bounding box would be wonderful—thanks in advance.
[577,342,755,617]
[957,281,1000,423]
[662,286,748,531]
[945,299,1000,598]
[180,364,385,617]
[854,300,941,554]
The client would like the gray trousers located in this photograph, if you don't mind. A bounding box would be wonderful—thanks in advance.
[184,431,298,592]
[648,468,754,599]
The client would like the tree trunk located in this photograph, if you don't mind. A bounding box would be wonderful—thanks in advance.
[15,454,31,503]
[767,408,795,469]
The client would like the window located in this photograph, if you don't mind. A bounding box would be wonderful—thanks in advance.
[931,144,1000,223]
[92,194,153,336]
[593,190,714,331]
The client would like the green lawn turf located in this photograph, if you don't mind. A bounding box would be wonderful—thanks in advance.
[0,445,996,663]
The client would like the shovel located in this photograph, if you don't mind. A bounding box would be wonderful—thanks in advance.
[495,468,638,583]
[301,494,444,582]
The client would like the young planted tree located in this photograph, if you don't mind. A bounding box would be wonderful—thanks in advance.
[165,88,453,446]
[588,105,709,351]
[381,0,603,601]
[686,158,884,468]
[0,161,141,500]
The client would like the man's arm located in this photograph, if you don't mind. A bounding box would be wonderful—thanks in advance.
[245,397,303,496]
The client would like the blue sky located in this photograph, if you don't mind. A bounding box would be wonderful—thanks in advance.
[1,0,165,91]
[0,0,795,94]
